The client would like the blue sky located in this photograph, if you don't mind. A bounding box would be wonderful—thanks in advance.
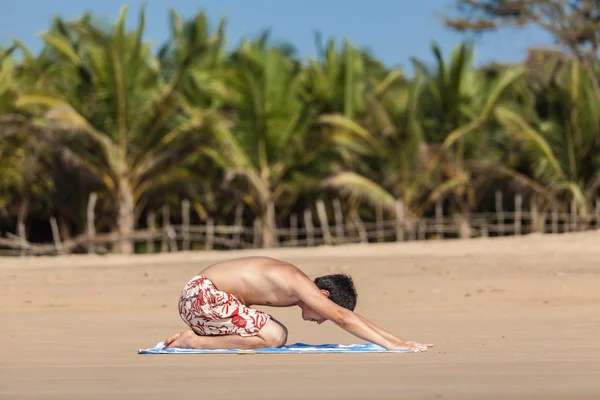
[0,0,554,73]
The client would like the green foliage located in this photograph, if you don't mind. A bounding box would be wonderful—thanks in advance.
[496,59,600,211]
[1,5,599,249]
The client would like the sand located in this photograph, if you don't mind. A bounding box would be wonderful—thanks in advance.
[1,231,600,399]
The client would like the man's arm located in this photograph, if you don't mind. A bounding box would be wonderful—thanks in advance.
[290,272,429,351]
[354,312,433,349]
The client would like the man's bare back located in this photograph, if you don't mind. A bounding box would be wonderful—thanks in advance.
[163,256,433,352]
[199,256,312,307]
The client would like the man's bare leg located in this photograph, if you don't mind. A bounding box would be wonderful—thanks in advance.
[164,329,270,350]
[164,318,287,350]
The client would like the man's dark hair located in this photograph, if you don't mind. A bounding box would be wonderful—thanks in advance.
[314,273,357,311]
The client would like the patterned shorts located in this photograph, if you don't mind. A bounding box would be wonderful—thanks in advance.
[177,275,270,337]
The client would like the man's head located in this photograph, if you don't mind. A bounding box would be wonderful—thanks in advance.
[314,274,357,310]
[300,273,358,324]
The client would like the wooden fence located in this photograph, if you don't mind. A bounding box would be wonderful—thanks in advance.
[1,192,599,256]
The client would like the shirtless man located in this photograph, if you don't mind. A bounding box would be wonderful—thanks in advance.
[163,256,433,352]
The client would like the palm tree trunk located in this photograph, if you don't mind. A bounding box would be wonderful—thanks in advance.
[58,217,71,241]
[17,200,29,253]
[454,212,472,239]
[262,220,274,248]
[115,177,135,254]
[261,201,276,248]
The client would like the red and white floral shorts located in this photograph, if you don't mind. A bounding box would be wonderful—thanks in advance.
[177,275,270,337]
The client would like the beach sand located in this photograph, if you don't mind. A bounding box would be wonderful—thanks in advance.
[1,231,600,399]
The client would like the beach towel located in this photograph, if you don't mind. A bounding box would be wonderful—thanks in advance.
[138,342,417,354]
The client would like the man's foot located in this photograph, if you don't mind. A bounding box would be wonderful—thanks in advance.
[163,331,185,348]
[164,329,199,349]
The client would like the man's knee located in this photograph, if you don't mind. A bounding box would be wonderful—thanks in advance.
[261,318,288,348]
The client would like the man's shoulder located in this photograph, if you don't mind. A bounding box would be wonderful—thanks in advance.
[281,267,316,296]
[261,258,308,285]
[221,256,307,281]
[240,256,295,266]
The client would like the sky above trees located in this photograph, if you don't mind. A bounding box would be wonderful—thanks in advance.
[0,0,554,74]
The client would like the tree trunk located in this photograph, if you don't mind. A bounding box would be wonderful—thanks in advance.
[17,199,29,256]
[58,216,72,241]
[17,199,29,238]
[115,178,135,254]
[261,219,274,247]
[455,212,472,239]
[261,202,276,248]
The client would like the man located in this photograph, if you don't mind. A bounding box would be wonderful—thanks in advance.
[164,256,433,352]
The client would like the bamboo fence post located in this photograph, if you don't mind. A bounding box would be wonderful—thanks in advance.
[18,222,26,256]
[147,212,155,253]
[205,218,214,250]
[514,194,522,236]
[169,226,178,252]
[539,211,547,234]
[582,205,590,230]
[304,210,315,247]
[495,191,504,236]
[17,200,28,256]
[480,218,489,238]
[351,211,368,243]
[530,197,539,233]
[395,199,405,242]
[596,198,600,230]
[316,200,332,245]
[253,218,261,248]
[86,192,98,254]
[161,205,170,252]
[233,203,244,249]
[570,200,577,232]
[333,198,345,244]
[49,216,64,254]
[418,220,426,240]
[408,215,417,241]
[267,201,278,247]
[290,213,298,247]
[376,201,384,243]
[552,208,559,234]
[182,199,190,251]
[435,200,443,239]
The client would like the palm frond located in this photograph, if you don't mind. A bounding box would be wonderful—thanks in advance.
[415,174,469,215]
[466,160,565,211]
[495,106,566,181]
[321,172,396,212]
[318,113,384,153]
[40,32,82,66]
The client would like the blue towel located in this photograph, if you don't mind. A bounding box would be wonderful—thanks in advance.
[138,342,416,354]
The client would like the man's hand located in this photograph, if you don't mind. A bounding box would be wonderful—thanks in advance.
[403,339,434,349]
[388,339,433,352]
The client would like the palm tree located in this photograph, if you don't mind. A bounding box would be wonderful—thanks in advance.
[0,46,49,242]
[301,35,368,119]
[0,46,19,215]
[495,58,600,213]
[319,42,524,230]
[8,7,226,253]
[200,36,338,247]
[317,66,426,214]
[409,42,526,234]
